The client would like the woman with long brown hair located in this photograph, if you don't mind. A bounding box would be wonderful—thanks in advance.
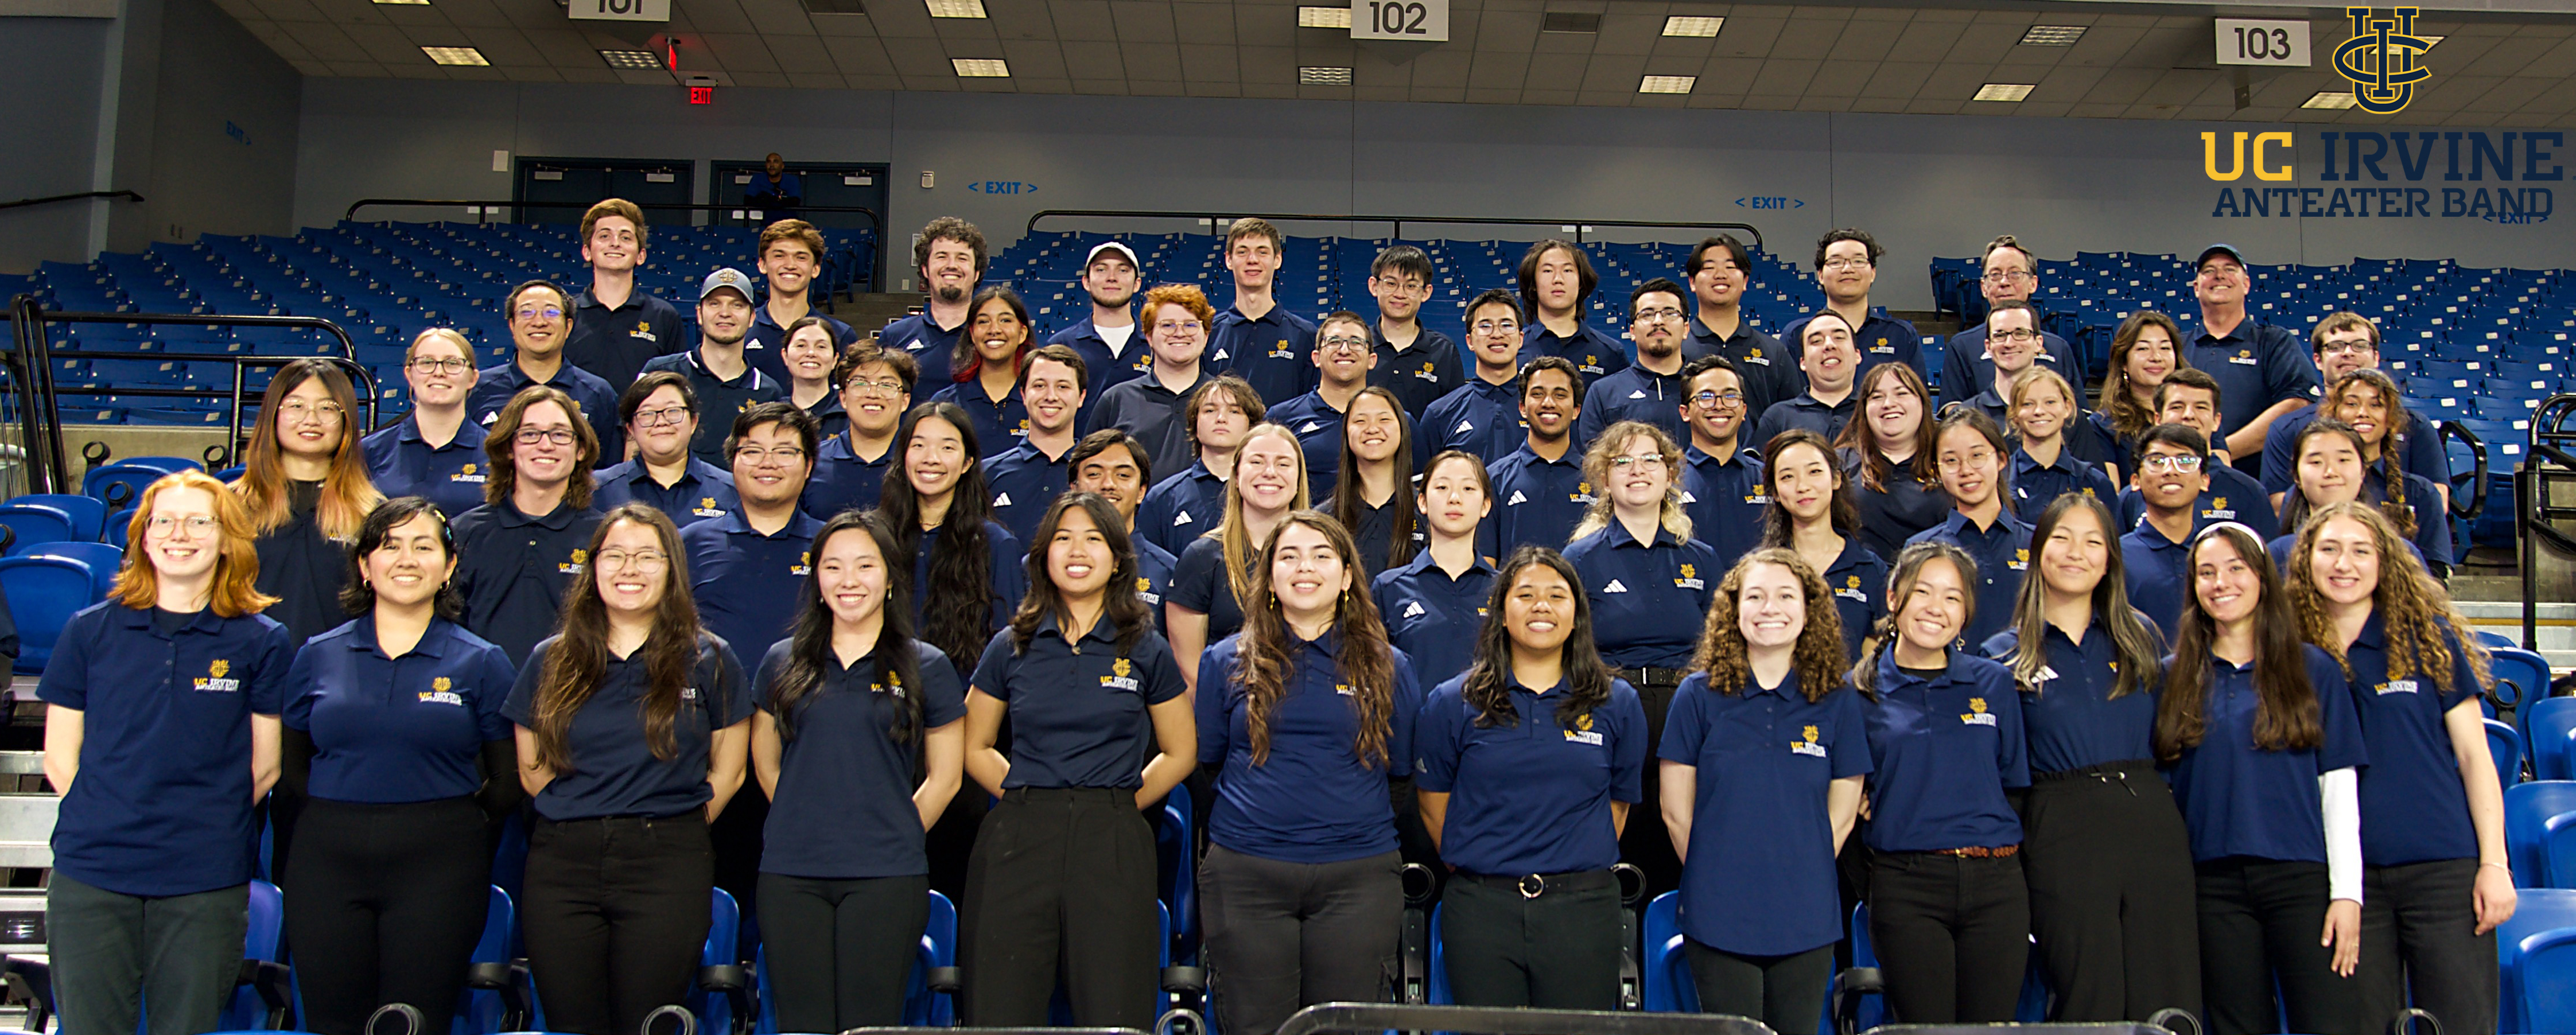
[1196,509,1418,1034]
[2153,522,2367,1035]
[503,503,753,1035]
[1832,361,1945,561]
[931,286,1036,458]
[1324,386,1420,579]
[235,357,384,644]
[1762,429,1886,662]
[2090,311,2188,476]
[2274,418,2447,578]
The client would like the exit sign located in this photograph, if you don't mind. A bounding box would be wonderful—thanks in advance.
[688,85,713,104]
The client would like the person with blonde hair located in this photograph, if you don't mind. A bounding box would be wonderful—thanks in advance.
[363,328,489,518]
[235,358,384,644]
[1168,421,1310,697]
[2007,367,2117,519]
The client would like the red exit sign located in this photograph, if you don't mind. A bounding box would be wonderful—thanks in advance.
[688,85,713,104]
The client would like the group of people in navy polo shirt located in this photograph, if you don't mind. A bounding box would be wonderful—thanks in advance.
[38,203,2511,1035]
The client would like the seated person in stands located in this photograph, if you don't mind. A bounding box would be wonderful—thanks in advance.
[1781,229,1919,386]
[2006,368,2117,520]
[564,198,685,391]
[1683,234,1794,420]
[1940,235,2076,411]
[465,279,621,462]
[781,316,846,438]
[1422,287,1530,464]
[1749,310,1862,448]
[2115,368,2276,542]
[2262,312,2449,513]
[593,371,737,524]
[2181,244,2314,474]
[742,219,856,387]
[985,344,1089,545]
[364,328,489,518]
[1364,244,1460,419]
[2088,310,2188,477]
[1515,239,1629,385]
[801,341,914,518]
[877,217,984,387]
[746,153,803,217]
[639,268,788,467]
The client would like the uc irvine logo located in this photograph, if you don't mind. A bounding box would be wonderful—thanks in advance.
[2333,7,2431,115]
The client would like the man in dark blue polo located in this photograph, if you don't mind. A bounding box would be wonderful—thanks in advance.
[1940,235,2076,411]
[1048,241,1149,414]
[1961,301,2047,428]
[1677,355,1767,569]
[592,371,737,525]
[1363,245,1460,420]
[1575,278,1691,451]
[1515,239,1629,386]
[985,345,1088,546]
[640,267,788,466]
[1069,429,1174,633]
[1093,284,1219,483]
[451,389,607,666]
[1208,217,1317,407]
[878,216,983,387]
[1748,310,1862,449]
[2114,370,2278,542]
[740,219,857,387]
[1134,376,1257,558]
[2119,425,2212,635]
[1422,288,1527,465]
[1486,357,1590,553]
[465,279,623,464]
[683,403,824,680]
[1266,312,1378,500]
[1778,229,1919,386]
[2260,312,2449,513]
[801,342,912,519]
[2185,243,2315,475]
[565,199,685,391]
[1683,234,1794,419]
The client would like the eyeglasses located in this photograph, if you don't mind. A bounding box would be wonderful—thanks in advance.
[1318,335,1370,354]
[1609,455,1666,470]
[1691,390,1745,409]
[2139,454,2206,473]
[1633,308,1687,324]
[632,406,692,428]
[1153,320,1205,334]
[1471,320,1521,336]
[1980,270,2034,285]
[1990,329,2041,343]
[407,357,472,375]
[844,378,906,397]
[145,514,219,538]
[516,427,577,446]
[512,306,565,322]
[1821,258,1872,271]
[278,401,344,424]
[735,446,807,465]
[2319,340,2378,356]
[594,549,669,573]
[1373,277,1428,295]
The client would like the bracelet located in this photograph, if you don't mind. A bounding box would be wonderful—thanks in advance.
[2482,861,2512,871]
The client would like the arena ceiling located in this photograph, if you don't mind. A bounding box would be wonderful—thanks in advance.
[219,0,2576,124]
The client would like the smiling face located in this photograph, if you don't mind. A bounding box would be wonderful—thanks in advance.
[1369,267,1427,322]
[1268,520,1350,621]
[783,325,838,386]
[628,384,697,465]
[1736,561,1808,652]
[1518,367,1576,443]
[2037,504,2109,599]
[1022,355,1085,435]
[2192,534,2260,627]
[143,485,224,582]
[1345,392,1402,465]
[1195,388,1251,454]
[1233,430,1303,516]
[1312,318,1376,388]
[2297,433,2365,508]
[1146,302,1207,367]
[274,376,345,462]
[969,298,1027,368]
[2126,325,2178,391]
[1531,246,1585,318]
[761,239,819,297]
[1895,556,1968,654]
[1864,372,1924,453]
[840,361,908,437]
[1083,254,1138,309]
[512,400,580,491]
[592,519,671,618]
[1046,504,1114,600]
[904,415,969,504]
[2307,514,2381,608]
[584,215,642,273]
[732,421,812,509]
[1800,316,1859,394]
[1420,456,1491,540]
[2331,383,2392,453]
[2012,376,2073,443]
[2194,254,2248,309]
[813,526,889,628]
[1226,235,1279,291]
[406,334,477,408]
[1691,248,1747,310]
[2134,440,2209,513]
[1606,433,1670,512]
[2316,325,2381,382]
[1502,562,1578,658]
[1463,300,1523,370]
[1770,441,1838,526]
[510,285,569,361]
[363,512,456,609]
[920,236,978,304]
[1684,365,1747,448]
[1986,308,2039,376]
[698,289,753,347]
[1935,423,2002,511]
[1817,239,1876,304]
[1073,443,1147,520]
[2158,384,2220,438]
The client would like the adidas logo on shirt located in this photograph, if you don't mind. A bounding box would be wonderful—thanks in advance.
[1455,420,1475,434]
[1299,422,1322,434]
[1603,579,1630,593]
[1680,491,1697,503]
[994,493,1013,507]
[1628,390,1647,399]
[1401,601,1426,618]
[1174,511,1195,526]
[1506,491,1528,505]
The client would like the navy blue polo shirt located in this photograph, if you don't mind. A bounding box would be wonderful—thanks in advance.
[1564,525,1721,671]
[1209,304,1318,409]
[1749,394,1856,453]
[2165,645,2367,863]
[1486,445,1591,554]
[1135,536,1175,636]
[1824,539,1891,663]
[1336,497,1421,582]
[928,379,1029,460]
[1980,621,2161,775]
[2260,403,2448,496]
[1050,314,1153,401]
[1167,536,1244,644]
[2345,614,2482,866]
[450,499,607,666]
[282,616,516,803]
[1860,651,2029,853]
[2088,410,2139,477]
[984,442,1070,547]
[503,633,751,819]
[743,306,857,389]
[911,523,1024,652]
[363,416,492,519]
[1420,378,1526,465]
[1685,318,1797,421]
[2011,446,2117,522]
[2186,319,2315,443]
[1682,445,1767,569]
[1089,369,1210,487]
[1197,631,1421,863]
[467,359,623,465]
[1266,390,1349,501]
[968,614,1187,789]
[1371,551,1497,695]
[38,603,295,897]
[1415,673,1648,875]
[1938,326,2076,411]
[2119,523,2195,636]
[1517,323,1630,386]
[801,432,895,520]
[254,488,358,647]
[1659,671,1871,956]
[2114,464,2279,542]
[802,392,848,442]
[2273,475,2450,571]
[756,638,966,880]
[1369,328,1463,420]
[1906,509,2033,652]
[1846,451,1952,563]
[1573,364,1688,452]
[567,285,686,391]
[638,349,790,466]
[593,458,739,526]
[1138,463,1226,558]
[683,509,825,669]
[877,310,962,388]
[1780,311,1921,384]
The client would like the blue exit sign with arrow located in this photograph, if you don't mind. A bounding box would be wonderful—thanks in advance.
[1736,196,1803,209]
[968,181,1038,194]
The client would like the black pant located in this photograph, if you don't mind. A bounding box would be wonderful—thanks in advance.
[1867,850,2029,1024]
[1199,845,1401,1035]
[1685,941,1833,1035]
[1617,675,1682,899]
[2196,857,2366,1035]
[2018,763,2202,1021]
[2357,859,2496,1035]
[521,813,714,1035]
[755,873,929,1033]
[1439,871,1622,1010]
[960,788,1160,1028]
[282,796,492,1035]
[709,792,765,961]
[45,876,246,1035]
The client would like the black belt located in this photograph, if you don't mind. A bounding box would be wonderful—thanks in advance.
[1458,869,1615,899]
[2032,757,2161,793]
[1614,667,1689,688]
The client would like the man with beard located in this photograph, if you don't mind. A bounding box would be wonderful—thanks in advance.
[1575,278,1692,450]
[640,267,788,465]
[741,219,856,387]
[879,216,985,386]
[1484,356,1590,552]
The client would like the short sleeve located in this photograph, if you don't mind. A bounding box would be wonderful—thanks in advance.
[471,642,516,742]
[502,639,550,726]
[246,618,296,716]
[986,525,1027,631]
[2404,413,2450,482]
[2261,419,2301,495]
[754,641,792,715]
[1412,684,1464,793]
[2438,627,2484,716]
[1607,679,1650,804]
[278,644,323,733]
[2264,326,2321,403]
[1195,639,1235,767]
[1657,675,1709,765]
[1978,630,2019,664]
[1386,645,1421,779]
[1990,667,2030,789]
[702,637,755,729]
[1828,686,1873,780]
[2310,648,2371,773]
[915,643,968,728]
[1138,634,1187,706]
[1170,539,1220,614]
[967,631,1017,701]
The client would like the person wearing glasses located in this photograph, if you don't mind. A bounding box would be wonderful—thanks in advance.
[1939,235,2077,413]
[452,387,608,666]
[594,372,739,525]
[1683,235,1796,421]
[467,279,623,464]
[639,269,789,467]
[2118,425,2215,636]
[235,359,384,645]
[2261,313,2449,515]
[1677,355,1767,569]
[2113,371,2279,543]
[1959,302,2049,430]
[1779,229,1920,386]
[1423,289,1533,465]
[1574,279,1693,451]
[2183,245,2315,475]
[1364,245,1460,421]
[1093,284,1221,484]
[781,317,848,439]
[801,342,915,519]
[366,329,492,519]
[1268,312,1385,501]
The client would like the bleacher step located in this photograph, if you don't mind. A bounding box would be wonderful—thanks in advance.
[2461,600,2576,674]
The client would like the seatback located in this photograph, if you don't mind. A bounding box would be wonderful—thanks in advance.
[0,557,99,674]
[453,886,514,1035]
[2497,888,2576,1033]
[0,504,79,555]
[2490,718,2527,789]
[2527,698,2576,781]
[22,542,125,601]
[1641,892,1696,1013]
[2506,781,2576,886]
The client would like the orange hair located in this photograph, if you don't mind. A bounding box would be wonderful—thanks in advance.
[112,470,281,617]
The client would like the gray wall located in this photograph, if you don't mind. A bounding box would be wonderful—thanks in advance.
[0,16,115,273]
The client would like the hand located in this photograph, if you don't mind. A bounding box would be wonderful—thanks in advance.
[2322,899,2361,977]
[1856,793,1873,821]
[2476,863,2520,935]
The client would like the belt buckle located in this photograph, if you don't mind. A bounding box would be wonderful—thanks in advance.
[1518,874,1545,899]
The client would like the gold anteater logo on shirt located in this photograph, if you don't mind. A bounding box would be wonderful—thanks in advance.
[1793,724,1827,757]
[2011,548,2030,571]
[433,676,450,691]
[419,676,464,706]
[1675,563,1703,590]
[193,659,240,693]
[1564,711,1604,745]
[1963,697,1996,726]
[563,549,589,574]
[1102,657,1140,692]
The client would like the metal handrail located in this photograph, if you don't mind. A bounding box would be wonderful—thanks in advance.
[0,190,144,213]
[1273,1002,1778,1035]
[1025,210,1766,251]
[341,199,881,234]
[2441,419,2489,520]
[2520,393,2576,648]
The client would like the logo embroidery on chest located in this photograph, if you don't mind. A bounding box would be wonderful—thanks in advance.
[1836,575,1867,602]
[632,321,657,342]
[1415,363,1437,382]
[193,658,241,693]
[1961,697,1997,726]
[1792,723,1828,757]
[1269,340,1294,360]
[2230,349,2258,365]
[2376,679,2420,695]
[418,675,465,706]
[1101,656,1141,692]
[2205,497,2237,520]
[2010,548,2029,571]
[1871,336,1894,355]
[452,462,487,484]
[1674,563,1703,590]
[875,672,908,699]
[1400,600,1426,619]
[1572,481,1596,504]
[1564,711,1604,746]
[791,551,812,578]
[561,548,589,575]
[693,497,724,518]
[1136,575,1161,605]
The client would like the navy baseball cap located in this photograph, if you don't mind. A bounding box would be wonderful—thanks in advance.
[2196,244,2246,271]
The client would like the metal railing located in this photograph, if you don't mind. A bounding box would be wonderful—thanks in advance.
[341,199,881,235]
[0,190,145,213]
[2521,394,2576,649]
[5,295,375,495]
[1025,210,1766,251]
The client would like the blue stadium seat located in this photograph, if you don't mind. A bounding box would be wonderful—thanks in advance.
[2530,701,2576,783]
[693,888,749,1035]
[453,885,521,1035]
[0,502,81,555]
[21,542,123,601]
[2499,889,2576,1034]
[2493,718,2528,788]
[0,555,94,674]
[83,457,202,511]
[1157,783,1196,964]
[14,495,108,542]
[103,508,135,550]
[2508,782,2576,887]
[2493,648,2551,719]
[216,880,289,1031]
[1641,892,1695,1011]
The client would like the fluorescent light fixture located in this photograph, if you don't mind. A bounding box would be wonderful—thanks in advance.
[1298,5,1349,28]
[599,49,662,69]
[2303,91,2361,109]
[1661,15,1723,37]
[1300,65,1353,84]
[951,57,1009,76]
[371,0,430,7]
[924,0,985,17]
[2019,25,2085,45]
[2415,34,2445,48]
[421,46,488,65]
[1973,83,2034,102]
[1639,75,1697,94]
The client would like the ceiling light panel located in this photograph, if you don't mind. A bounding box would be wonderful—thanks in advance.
[1300,65,1353,84]
[1298,6,1349,28]
[924,0,985,17]
[1639,75,1697,94]
[2019,25,2085,45]
[599,49,662,69]
[1661,16,1722,37]
[421,46,488,65]
[2303,91,2360,109]
[951,57,1009,76]
[1974,83,2034,102]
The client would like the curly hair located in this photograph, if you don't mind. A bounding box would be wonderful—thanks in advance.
[1571,421,1690,543]
[2323,369,2417,537]
[1230,511,1398,768]
[1692,548,1847,703]
[1460,547,1615,731]
[2286,500,2490,698]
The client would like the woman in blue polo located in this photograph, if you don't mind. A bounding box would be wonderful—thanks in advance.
[879,401,1023,682]
[2006,368,2119,519]
[2287,501,2511,1035]
[234,357,384,645]
[1373,450,1497,696]
[1324,387,1421,579]
[1853,540,2030,1024]
[1907,409,2033,652]
[1169,422,1311,697]
[2151,522,2368,1035]
[1416,546,1648,1010]
[1762,429,1886,663]
[961,492,1194,1029]
[362,328,490,519]
[1197,510,1420,1035]
[504,503,753,1035]
[1978,493,2198,1021]
[1833,362,1948,562]
[751,509,968,1033]
[278,497,520,1035]
[40,470,298,1035]
[1660,548,1867,1034]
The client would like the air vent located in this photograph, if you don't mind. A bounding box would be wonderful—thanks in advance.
[1541,11,1600,33]
[1300,66,1354,84]
[803,0,865,14]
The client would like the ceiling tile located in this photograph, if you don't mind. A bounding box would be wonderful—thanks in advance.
[1749,56,1815,94]
[1409,46,1471,86]
[1888,21,1963,60]
[1239,43,1293,80]
[1466,50,1529,88]
[985,0,1056,37]
[324,59,382,75]
[1767,18,1840,61]
[1576,52,1646,91]
[1069,76,1125,91]
[2057,26,2142,67]
[1121,40,1182,77]
[699,32,780,71]
[1591,13,1659,55]
[1171,2,1230,44]
[1237,5,1293,46]
[2461,36,2557,77]
[766,33,839,72]
[823,36,895,72]
[1179,42,1236,79]
[1520,87,1576,105]
[1109,1,1175,42]
[997,37,1067,76]
[1917,61,1987,99]
[1858,60,1933,98]
[1941,22,2019,64]
[1831,19,1903,63]
[1526,50,1588,87]
[1475,9,1539,50]
[1805,59,1871,96]
[1059,38,1125,76]
[341,22,427,62]
[1045,0,1113,40]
